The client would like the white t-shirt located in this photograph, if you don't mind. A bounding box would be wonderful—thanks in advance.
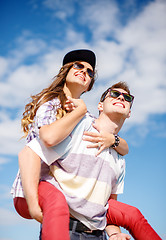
[27,113,125,230]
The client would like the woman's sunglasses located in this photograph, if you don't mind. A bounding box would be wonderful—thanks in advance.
[103,89,134,103]
[73,62,94,79]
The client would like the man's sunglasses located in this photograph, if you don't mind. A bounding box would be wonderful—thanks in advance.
[73,62,94,79]
[102,89,134,103]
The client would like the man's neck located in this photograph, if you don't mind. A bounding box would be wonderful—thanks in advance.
[95,112,125,134]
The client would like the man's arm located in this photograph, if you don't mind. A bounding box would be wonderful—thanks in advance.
[106,225,131,240]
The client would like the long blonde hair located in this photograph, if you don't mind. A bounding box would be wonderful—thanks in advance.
[21,61,96,137]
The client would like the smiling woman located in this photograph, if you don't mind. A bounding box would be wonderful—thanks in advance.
[11,49,98,240]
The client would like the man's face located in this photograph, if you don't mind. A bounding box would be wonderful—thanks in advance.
[98,88,131,119]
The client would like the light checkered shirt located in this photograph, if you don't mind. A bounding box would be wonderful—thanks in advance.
[11,98,61,198]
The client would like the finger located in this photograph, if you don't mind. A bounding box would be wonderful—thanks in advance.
[65,103,76,109]
[86,143,99,148]
[65,98,74,105]
[83,136,100,143]
[95,146,105,156]
[83,131,100,137]
[123,234,131,239]
[92,123,100,132]
[64,104,72,109]
[35,213,43,223]
[65,99,71,104]
[66,96,77,106]
[66,96,73,101]
[65,102,75,106]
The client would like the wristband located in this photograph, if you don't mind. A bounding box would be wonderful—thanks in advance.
[111,134,120,148]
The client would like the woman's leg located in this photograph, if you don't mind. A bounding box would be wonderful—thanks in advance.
[38,181,70,240]
[14,197,32,219]
[106,199,161,240]
[14,181,70,240]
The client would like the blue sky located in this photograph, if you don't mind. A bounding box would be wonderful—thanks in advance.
[0,0,166,239]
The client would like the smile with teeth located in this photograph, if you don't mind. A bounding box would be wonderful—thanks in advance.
[113,102,125,108]
[75,73,86,81]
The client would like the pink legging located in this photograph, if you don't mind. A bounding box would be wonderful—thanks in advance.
[14,181,70,240]
[14,181,161,240]
[107,199,161,240]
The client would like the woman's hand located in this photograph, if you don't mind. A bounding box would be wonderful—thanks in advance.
[109,233,131,240]
[83,123,115,156]
[64,96,87,112]
[28,202,43,223]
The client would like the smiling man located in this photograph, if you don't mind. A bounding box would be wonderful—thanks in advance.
[27,81,161,240]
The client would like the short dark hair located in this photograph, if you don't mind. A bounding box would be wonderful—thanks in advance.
[100,81,131,102]
[100,81,134,109]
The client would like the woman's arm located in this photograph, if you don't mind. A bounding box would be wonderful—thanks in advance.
[39,97,87,147]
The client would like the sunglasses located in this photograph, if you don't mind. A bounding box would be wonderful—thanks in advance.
[102,89,134,103]
[73,62,94,79]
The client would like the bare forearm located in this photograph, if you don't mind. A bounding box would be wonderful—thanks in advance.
[40,103,87,147]
[106,225,131,239]
[115,137,129,156]
[106,225,121,238]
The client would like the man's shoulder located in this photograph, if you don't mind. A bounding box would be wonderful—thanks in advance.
[76,111,95,129]
[85,111,96,125]
[86,111,96,119]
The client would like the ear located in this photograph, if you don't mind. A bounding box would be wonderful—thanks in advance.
[98,102,103,112]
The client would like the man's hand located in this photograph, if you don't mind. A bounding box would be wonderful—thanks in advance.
[109,232,131,240]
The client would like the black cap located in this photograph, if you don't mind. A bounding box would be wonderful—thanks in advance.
[63,49,96,69]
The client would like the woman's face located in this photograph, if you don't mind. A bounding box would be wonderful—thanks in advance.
[65,61,93,95]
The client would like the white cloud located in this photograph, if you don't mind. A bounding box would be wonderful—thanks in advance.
[43,0,76,19]
[0,157,11,165]
[0,207,39,227]
[95,41,125,79]
[0,185,11,200]
[0,0,166,158]
[0,117,25,155]
[80,0,120,40]
[115,0,166,121]
[90,0,166,126]
[0,208,21,225]
[0,57,8,78]
[10,31,47,60]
